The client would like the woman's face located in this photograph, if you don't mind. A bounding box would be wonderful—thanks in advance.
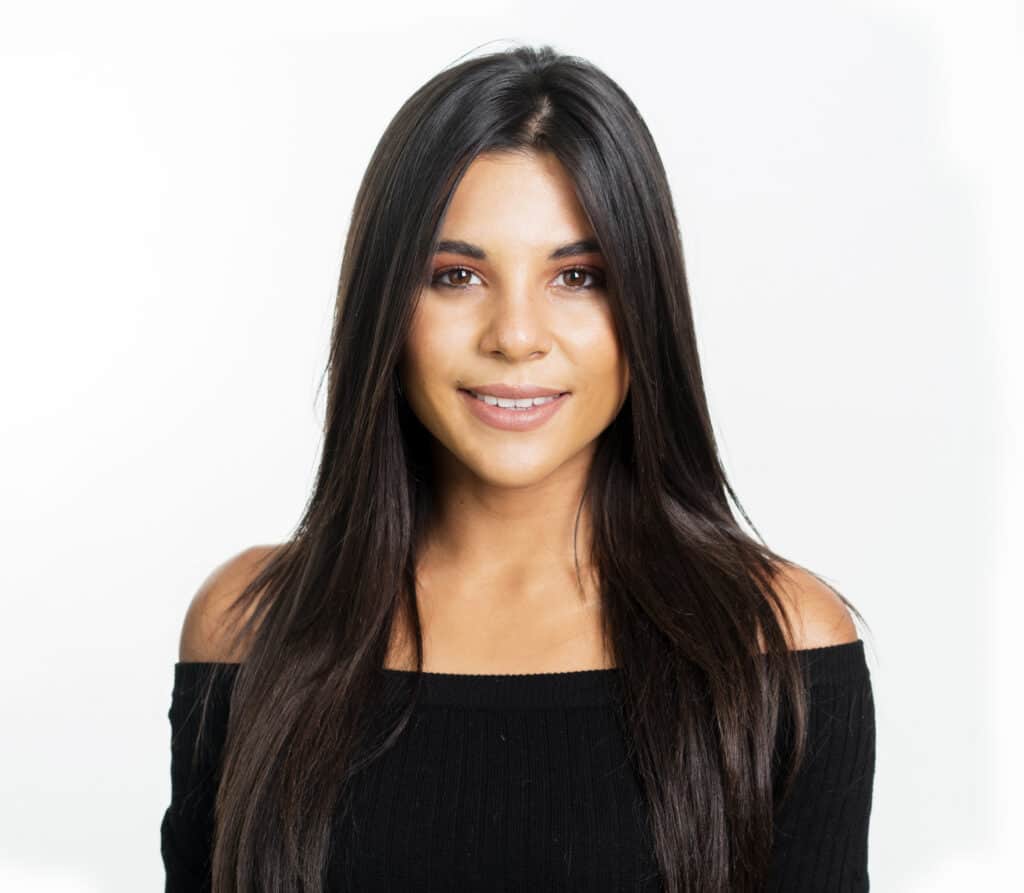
[399,150,630,489]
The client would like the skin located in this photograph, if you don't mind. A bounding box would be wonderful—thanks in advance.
[388,149,631,673]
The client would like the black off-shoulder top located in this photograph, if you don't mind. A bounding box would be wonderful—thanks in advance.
[161,639,875,891]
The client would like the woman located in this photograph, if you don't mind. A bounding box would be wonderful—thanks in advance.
[161,44,875,892]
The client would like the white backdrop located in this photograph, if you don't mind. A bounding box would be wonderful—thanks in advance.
[1,1,1019,890]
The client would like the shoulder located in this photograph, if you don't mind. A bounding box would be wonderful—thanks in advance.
[762,561,859,652]
[177,544,281,663]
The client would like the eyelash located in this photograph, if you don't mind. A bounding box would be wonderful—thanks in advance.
[430,265,606,292]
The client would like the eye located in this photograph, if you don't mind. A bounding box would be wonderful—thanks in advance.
[431,266,482,289]
[556,267,606,291]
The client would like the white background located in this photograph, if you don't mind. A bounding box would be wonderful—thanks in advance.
[1,1,1019,890]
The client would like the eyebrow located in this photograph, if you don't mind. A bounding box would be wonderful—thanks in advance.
[433,237,603,261]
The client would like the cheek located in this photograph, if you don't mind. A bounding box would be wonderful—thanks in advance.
[402,306,461,390]
[568,316,628,410]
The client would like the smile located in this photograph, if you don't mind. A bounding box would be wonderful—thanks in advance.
[458,388,570,432]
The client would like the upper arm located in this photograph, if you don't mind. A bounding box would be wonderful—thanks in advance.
[763,562,859,652]
[178,544,279,663]
[762,565,872,889]
[766,628,875,891]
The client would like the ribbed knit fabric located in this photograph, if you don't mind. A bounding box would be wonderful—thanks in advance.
[161,639,875,891]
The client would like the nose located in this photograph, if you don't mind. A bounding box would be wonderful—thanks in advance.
[477,285,552,361]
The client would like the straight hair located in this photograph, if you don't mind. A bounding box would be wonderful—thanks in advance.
[191,43,869,892]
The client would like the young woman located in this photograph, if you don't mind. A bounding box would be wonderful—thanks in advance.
[161,44,876,893]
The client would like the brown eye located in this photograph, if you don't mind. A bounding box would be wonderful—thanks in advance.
[431,267,481,289]
[558,267,605,290]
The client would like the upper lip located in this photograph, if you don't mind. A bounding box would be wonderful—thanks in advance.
[462,383,569,398]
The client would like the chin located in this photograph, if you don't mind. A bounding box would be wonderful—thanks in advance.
[459,445,569,489]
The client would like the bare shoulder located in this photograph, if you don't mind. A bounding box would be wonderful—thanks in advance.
[178,544,281,663]
[763,561,859,652]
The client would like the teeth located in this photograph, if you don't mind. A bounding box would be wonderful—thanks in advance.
[468,390,561,409]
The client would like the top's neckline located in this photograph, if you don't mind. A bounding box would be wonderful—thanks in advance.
[379,666,619,677]
[373,640,867,707]
[173,640,867,710]
[378,665,621,708]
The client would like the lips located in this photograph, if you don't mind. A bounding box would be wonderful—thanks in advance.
[458,387,570,432]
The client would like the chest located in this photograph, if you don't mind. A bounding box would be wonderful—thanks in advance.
[326,703,662,892]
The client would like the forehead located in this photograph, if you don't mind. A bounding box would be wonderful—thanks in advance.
[438,151,595,255]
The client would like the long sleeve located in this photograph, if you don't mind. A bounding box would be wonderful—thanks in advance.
[766,642,877,892]
[160,662,238,893]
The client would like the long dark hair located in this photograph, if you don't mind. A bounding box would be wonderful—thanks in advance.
[194,43,868,892]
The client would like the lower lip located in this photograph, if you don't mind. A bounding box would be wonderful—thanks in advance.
[459,389,571,432]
